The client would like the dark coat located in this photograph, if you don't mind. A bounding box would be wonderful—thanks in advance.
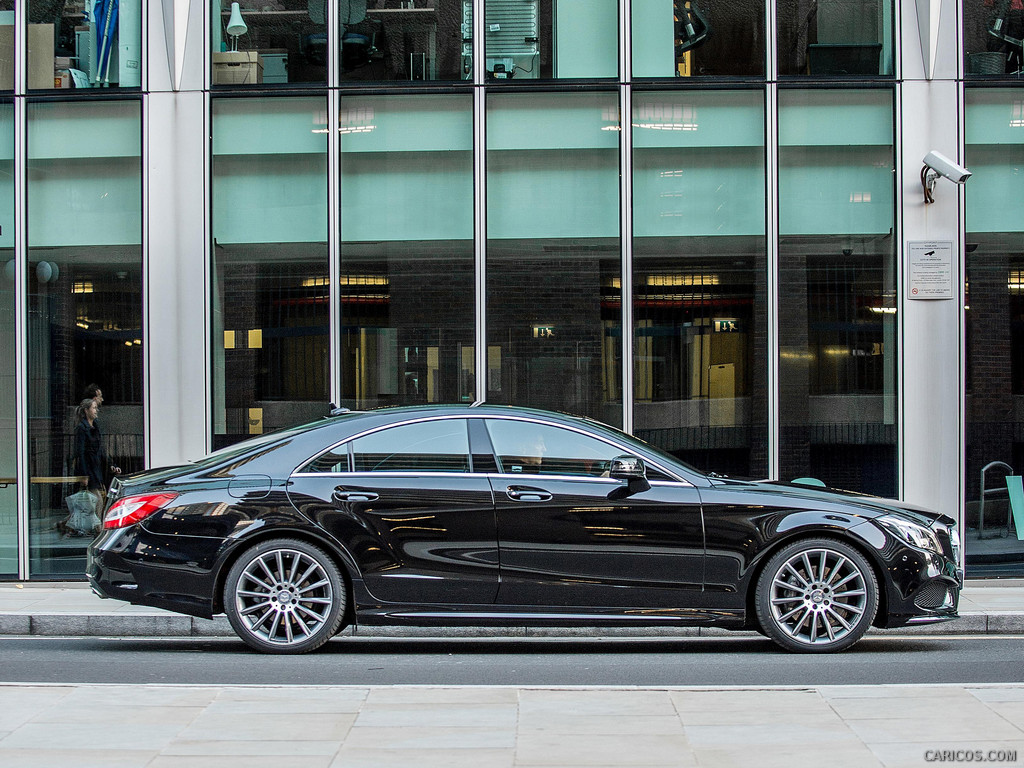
[75,418,108,491]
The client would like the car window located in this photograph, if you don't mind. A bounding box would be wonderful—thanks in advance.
[303,447,349,474]
[485,419,628,478]
[350,419,471,473]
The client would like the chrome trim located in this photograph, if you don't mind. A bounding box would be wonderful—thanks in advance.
[295,414,693,484]
[904,614,957,624]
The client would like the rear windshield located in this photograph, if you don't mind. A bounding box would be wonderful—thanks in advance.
[191,416,353,469]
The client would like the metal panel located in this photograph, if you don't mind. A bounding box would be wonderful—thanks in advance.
[898,79,963,524]
[146,92,212,467]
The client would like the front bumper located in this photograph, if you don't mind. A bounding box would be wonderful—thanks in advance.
[878,545,962,628]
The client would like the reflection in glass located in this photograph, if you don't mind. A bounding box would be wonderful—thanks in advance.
[964,89,1024,576]
[340,0,470,82]
[212,0,326,85]
[482,0,617,80]
[29,0,142,89]
[212,98,328,449]
[486,92,621,426]
[339,94,474,408]
[778,0,893,76]
[0,103,13,575]
[632,0,764,77]
[27,101,143,576]
[778,90,896,496]
[964,0,1024,76]
[632,91,767,478]
[0,0,13,92]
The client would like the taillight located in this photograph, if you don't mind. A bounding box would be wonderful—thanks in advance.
[103,492,179,529]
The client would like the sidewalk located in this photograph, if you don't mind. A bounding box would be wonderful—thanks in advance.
[1,579,1023,638]
[1,682,1023,767]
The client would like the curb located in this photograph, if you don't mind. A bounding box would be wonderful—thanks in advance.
[0,611,1018,638]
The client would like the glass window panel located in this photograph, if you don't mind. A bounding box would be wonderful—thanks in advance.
[486,91,621,426]
[486,419,623,477]
[0,102,13,575]
[964,0,1023,77]
[0,1,13,92]
[339,94,474,409]
[964,89,1024,576]
[212,97,328,450]
[340,0,471,82]
[778,0,893,77]
[27,100,143,577]
[632,91,768,479]
[778,90,896,496]
[29,0,141,89]
[483,0,618,80]
[304,447,349,473]
[351,419,470,472]
[212,0,326,86]
[631,0,764,77]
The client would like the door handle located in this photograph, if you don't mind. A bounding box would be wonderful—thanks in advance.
[506,486,552,502]
[332,488,379,503]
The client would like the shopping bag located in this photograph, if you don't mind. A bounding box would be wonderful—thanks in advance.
[64,490,101,535]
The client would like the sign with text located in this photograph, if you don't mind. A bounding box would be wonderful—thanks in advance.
[907,241,954,300]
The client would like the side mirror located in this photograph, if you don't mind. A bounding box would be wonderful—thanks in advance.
[609,455,646,480]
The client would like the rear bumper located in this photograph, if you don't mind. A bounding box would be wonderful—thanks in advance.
[87,526,224,619]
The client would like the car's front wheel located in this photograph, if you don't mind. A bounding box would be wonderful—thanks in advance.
[755,537,878,653]
[223,538,347,654]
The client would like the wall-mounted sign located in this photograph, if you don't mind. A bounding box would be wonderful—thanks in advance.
[907,241,954,300]
[714,318,740,333]
[533,326,555,339]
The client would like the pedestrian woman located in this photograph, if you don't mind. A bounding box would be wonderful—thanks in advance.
[74,397,120,497]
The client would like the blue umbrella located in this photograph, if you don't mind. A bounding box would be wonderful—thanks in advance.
[94,0,119,83]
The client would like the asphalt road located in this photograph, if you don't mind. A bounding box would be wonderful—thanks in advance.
[2,634,1023,686]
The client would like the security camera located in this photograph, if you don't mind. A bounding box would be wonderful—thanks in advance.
[923,150,972,184]
[921,150,972,203]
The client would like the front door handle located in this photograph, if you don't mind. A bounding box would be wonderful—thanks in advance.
[506,485,552,502]
[332,487,379,503]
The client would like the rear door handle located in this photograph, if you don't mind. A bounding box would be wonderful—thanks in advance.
[332,488,379,503]
[506,485,552,502]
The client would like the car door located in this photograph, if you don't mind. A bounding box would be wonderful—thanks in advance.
[481,417,705,609]
[287,417,499,605]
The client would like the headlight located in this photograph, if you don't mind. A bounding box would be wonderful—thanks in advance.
[876,515,941,553]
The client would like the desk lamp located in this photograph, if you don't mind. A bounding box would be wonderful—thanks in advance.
[226,2,248,52]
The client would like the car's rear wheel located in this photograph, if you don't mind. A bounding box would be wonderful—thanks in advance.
[755,537,878,653]
[224,538,346,654]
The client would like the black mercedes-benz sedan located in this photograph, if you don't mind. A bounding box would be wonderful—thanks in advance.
[88,405,962,654]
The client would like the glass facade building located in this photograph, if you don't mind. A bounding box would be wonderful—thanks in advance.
[0,0,1019,579]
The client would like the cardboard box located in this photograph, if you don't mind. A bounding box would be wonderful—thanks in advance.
[0,24,56,90]
[213,51,263,85]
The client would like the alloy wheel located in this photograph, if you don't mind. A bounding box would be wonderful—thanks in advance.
[756,538,878,653]
[225,539,345,653]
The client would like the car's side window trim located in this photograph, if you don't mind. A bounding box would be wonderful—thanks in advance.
[293,413,693,487]
[476,415,693,487]
[295,416,472,476]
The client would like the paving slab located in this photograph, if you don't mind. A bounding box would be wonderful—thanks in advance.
[0,683,1022,767]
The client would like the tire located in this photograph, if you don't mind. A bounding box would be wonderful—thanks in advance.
[223,538,347,654]
[755,537,878,653]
